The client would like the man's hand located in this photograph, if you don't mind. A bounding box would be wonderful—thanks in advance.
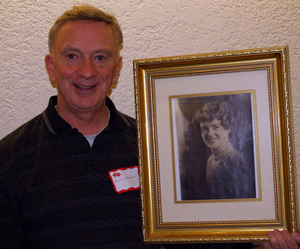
[259,229,300,249]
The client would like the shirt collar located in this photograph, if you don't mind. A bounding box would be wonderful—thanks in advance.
[43,96,131,135]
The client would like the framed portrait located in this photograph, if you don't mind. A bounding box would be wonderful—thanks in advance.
[133,46,298,243]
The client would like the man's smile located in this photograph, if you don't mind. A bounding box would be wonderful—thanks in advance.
[74,84,97,90]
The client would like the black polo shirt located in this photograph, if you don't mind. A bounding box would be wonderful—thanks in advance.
[0,96,160,248]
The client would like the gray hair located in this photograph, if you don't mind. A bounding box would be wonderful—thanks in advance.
[48,4,123,54]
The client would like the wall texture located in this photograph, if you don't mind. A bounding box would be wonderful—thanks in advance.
[1,0,300,210]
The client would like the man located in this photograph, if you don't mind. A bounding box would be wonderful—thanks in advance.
[0,4,152,248]
[0,4,297,249]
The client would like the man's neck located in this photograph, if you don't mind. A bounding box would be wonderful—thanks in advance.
[56,105,109,135]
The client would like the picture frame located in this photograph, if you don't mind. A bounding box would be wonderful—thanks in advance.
[133,46,298,243]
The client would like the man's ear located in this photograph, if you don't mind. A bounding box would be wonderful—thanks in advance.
[45,54,56,83]
[112,56,122,84]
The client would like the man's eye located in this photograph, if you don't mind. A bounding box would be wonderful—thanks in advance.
[67,54,76,59]
[95,55,108,65]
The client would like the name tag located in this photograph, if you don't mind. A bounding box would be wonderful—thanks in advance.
[108,166,140,194]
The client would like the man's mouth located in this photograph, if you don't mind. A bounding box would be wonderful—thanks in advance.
[74,84,95,90]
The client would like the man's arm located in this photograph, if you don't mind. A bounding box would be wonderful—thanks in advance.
[0,134,24,248]
[0,175,23,248]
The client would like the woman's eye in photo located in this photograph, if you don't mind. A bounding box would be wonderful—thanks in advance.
[201,127,208,132]
[213,126,220,130]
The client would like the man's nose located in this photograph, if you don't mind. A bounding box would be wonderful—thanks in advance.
[77,59,97,79]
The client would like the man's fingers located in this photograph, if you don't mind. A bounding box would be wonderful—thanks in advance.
[279,230,299,249]
[291,232,300,245]
[268,230,281,249]
[259,241,273,249]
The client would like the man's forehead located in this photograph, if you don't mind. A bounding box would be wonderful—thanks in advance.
[52,20,117,53]
[57,20,112,34]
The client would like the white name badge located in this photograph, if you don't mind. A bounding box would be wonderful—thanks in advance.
[108,166,140,194]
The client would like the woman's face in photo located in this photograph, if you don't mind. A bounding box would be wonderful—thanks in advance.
[200,118,231,151]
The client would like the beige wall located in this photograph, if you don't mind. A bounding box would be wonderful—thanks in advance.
[1,0,300,207]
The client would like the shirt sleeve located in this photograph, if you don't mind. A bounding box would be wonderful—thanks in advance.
[0,180,23,248]
[0,142,24,248]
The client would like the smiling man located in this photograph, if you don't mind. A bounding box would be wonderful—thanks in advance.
[45,17,122,136]
[0,5,156,248]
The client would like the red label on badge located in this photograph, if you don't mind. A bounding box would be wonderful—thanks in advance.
[108,166,140,194]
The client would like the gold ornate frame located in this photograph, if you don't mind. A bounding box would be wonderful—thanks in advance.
[133,46,298,243]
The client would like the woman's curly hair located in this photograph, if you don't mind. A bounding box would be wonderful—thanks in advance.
[193,101,234,130]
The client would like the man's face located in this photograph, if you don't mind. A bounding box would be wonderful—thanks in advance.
[45,20,122,115]
[200,118,230,151]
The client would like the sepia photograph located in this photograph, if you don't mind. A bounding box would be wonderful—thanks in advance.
[171,93,257,201]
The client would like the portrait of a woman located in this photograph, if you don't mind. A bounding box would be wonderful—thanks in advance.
[193,101,256,199]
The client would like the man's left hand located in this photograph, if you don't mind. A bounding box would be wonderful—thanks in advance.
[258,229,300,249]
